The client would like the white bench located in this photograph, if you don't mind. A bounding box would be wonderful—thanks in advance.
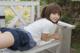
[0,40,61,53]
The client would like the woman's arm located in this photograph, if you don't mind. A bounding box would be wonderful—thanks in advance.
[0,32,14,49]
[41,33,62,41]
[50,33,63,40]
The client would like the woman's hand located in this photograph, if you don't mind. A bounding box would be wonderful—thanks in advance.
[41,33,50,41]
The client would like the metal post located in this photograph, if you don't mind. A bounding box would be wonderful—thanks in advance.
[31,0,35,22]
[36,0,40,19]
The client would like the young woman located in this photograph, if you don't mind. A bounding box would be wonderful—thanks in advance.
[0,3,62,51]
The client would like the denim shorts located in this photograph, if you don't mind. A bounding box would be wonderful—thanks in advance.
[0,28,36,51]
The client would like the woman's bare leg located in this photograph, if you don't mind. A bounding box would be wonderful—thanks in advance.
[0,32,14,49]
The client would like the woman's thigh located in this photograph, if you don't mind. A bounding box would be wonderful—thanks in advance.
[0,32,14,49]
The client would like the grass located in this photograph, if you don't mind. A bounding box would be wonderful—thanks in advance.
[71,41,80,53]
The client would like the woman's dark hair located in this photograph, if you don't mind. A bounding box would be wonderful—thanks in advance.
[41,3,61,23]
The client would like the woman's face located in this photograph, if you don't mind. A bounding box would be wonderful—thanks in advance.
[49,13,60,23]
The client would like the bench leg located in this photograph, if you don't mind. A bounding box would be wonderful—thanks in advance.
[56,45,61,53]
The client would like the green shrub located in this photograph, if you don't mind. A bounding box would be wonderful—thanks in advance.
[61,14,75,24]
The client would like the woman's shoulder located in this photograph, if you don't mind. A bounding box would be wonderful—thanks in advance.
[30,18,47,24]
[35,18,50,23]
[37,18,56,26]
[36,18,47,21]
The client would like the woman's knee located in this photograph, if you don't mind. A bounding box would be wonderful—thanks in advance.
[0,32,15,48]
